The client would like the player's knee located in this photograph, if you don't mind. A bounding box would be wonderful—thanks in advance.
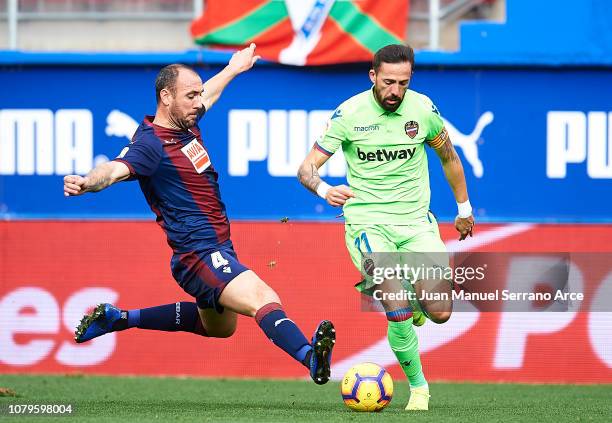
[379,298,409,314]
[255,285,281,311]
[429,310,451,324]
[243,284,281,317]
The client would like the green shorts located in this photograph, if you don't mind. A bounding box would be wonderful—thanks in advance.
[345,211,450,294]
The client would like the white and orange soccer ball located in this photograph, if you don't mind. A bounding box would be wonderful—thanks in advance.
[341,362,393,412]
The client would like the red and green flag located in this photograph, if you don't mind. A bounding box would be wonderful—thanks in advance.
[191,0,408,65]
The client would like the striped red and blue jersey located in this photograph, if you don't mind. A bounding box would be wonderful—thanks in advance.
[114,115,230,253]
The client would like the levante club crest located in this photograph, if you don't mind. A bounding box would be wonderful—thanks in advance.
[405,121,419,138]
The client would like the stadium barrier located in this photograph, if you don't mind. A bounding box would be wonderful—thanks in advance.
[1,221,611,383]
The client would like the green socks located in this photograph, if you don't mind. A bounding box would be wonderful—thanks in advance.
[387,316,427,388]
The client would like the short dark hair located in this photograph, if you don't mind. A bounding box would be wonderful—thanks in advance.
[155,64,196,103]
[372,44,415,71]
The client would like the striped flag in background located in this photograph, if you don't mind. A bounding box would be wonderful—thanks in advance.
[191,0,408,65]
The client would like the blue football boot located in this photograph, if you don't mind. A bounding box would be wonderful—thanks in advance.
[309,320,336,385]
[74,303,124,343]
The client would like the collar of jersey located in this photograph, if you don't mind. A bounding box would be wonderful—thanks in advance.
[369,86,406,117]
[144,115,195,144]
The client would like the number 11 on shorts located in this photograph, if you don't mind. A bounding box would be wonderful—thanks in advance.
[355,233,372,254]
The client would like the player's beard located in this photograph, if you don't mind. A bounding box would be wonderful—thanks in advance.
[169,105,196,131]
[374,87,403,112]
[181,113,198,130]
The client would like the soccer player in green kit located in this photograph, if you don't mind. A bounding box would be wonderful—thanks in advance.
[297,44,475,411]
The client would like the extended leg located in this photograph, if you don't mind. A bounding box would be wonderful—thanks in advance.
[219,270,336,385]
[74,302,209,343]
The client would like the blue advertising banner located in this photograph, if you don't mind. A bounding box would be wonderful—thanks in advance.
[0,65,611,221]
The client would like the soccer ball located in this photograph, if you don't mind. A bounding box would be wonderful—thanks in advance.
[341,362,393,412]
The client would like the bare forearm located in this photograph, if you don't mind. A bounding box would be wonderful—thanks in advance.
[203,44,258,110]
[64,160,129,197]
[83,162,120,193]
[297,162,323,195]
[436,142,469,202]
[442,161,469,203]
[202,66,238,109]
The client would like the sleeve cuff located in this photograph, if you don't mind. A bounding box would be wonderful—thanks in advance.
[314,142,334,157]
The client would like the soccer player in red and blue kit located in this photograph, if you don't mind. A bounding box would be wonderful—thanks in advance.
[63,44,335,385]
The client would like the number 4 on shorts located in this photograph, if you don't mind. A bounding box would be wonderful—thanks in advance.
[211,251,229,269]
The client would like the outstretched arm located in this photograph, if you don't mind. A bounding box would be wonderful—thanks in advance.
[63,161,131,197]
[297,146,355,207]
[201,43,261,111]
[432,136,475,240]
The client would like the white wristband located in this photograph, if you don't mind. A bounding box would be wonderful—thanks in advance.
[457,200,472,218]
[316,181,331,199]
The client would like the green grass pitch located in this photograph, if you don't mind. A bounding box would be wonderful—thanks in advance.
[0,375,610,422]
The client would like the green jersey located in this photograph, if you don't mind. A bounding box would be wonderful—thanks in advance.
[316,88,447,225]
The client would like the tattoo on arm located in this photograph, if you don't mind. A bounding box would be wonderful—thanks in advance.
[86,176,111,192]
[437,141,461,164]
[297,162,322,195]
[436,139,469,203]
[84,163,115,192]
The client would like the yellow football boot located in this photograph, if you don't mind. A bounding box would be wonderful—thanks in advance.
[405,386,430,411]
